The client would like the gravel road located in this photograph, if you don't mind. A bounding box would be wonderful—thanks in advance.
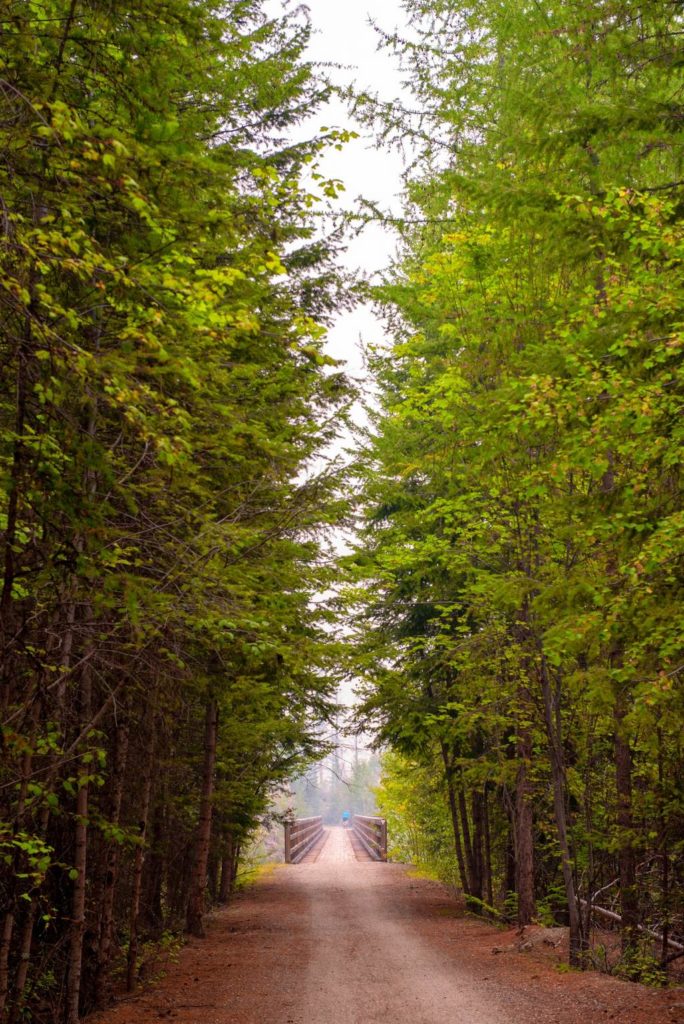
[92,827,680,1024]
[299,828,503,1024]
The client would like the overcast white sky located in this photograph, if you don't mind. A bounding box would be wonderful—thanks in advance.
[267,0,412,378]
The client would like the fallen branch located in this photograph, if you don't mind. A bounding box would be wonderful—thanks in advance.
[580,899,684,952]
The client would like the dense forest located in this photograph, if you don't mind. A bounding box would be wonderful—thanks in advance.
[1,0,683,1021]
[0,1,350,1020]
[349,0,684,984]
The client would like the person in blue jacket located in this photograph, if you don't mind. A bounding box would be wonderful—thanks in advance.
[341,810,351,828]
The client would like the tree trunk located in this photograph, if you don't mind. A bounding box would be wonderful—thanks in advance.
[207,848,219,903]
[0,911,15,1019]
[8,602,79,1020]
[66,664,92,1024]
[140,784,165,938]
[471,790,485,903]
[8,897,36,1024]
[514,726,535,926]
[0,317,28,617]
[94,720,129,1009]
[0,741,34,1017]
[185,700,218,938]
[218,834,235,904]
[457,788,479,900]
[614,693,638,955]
[482,786,494,911]
[539,657,585,965]
[66,776,89,1024]
[127,723,155,993]
[438,742,470,896]
[657,728,670,969]
[503,795,516,902]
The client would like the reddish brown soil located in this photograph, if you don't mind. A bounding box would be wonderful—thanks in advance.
[91,829,684,1024]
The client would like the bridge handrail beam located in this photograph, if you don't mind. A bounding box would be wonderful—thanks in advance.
[351,813,388,862]
[284,815,324,863]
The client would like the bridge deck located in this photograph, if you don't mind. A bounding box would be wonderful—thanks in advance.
[299,824,373,864]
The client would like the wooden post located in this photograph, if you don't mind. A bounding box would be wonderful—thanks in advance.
[284,822,292,864]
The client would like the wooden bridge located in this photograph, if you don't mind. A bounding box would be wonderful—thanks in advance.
[283,814,388,863]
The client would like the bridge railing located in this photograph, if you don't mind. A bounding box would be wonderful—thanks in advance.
[351,814,388,862]
[284,815,324,863]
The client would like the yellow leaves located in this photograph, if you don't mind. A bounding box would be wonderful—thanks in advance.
[263,252,286,276]
[1,276,31,305]
[523,374,558,415]
[638,672,674,709]
[234,311,259,333]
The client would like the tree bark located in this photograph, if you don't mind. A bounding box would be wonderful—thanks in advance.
[457,787,479,899]
[0,910,15,1019]
[127,721,155,992]
[0,740,33,1017]
[514,725,535,926]
[94,720,129,1009]
[65,661,92,1024]
[539,657,585,965]
[438,742,470,896]
[470,790,485,903]
[185,700,218,938]
[8,896,36,1024]
[0,310,30,713]
[218,834,235,904]
[614,692,638,955]
[482,786,494,911]
[657,728,670,969]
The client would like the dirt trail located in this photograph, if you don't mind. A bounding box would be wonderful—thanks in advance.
[299,828,502,1023]
[93,828,682,1024]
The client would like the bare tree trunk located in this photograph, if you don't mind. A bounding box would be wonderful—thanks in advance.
[457,788,478,898]
[0,911,15,1019]
[503,791,516,902]
[539,657,585,965]
[185,700,218,938]
[482,786,494,911]
[8,898,35,1024]
[657,728,670,970]
[94,720,129,1009]
[515,725,535,926]
[8,602,79,1020]
[0,312,30,714]
[66,777,89,1024]
[127,722,155,993]
[471,790,485,903]
[66,661,92,1024]
[207,848,219,903]
[614,692,638,956]
[218,834,235,904]
[139,772,165,939]
[0,740,33,1017]
[56,595,77,711]
[438,742,470,896]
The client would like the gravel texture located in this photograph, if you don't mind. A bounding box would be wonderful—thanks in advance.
[91,827,683,1024]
